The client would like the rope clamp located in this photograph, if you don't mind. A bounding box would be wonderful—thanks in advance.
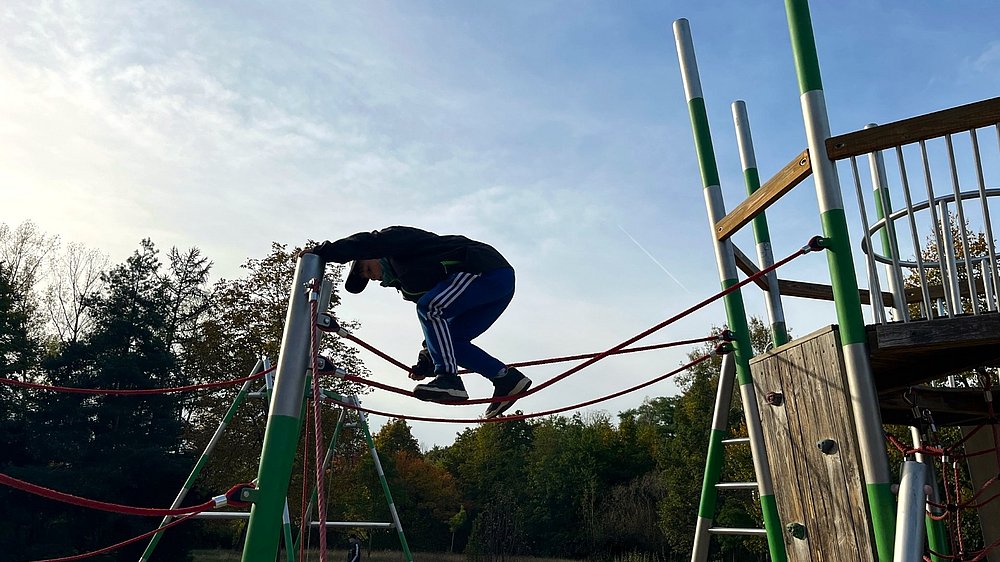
[719,329,736,342]
[305,278,321,302]
[805,236,830,253]
[217,483,257,508]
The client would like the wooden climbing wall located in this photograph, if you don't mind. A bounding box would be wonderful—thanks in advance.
[750,325,877,561]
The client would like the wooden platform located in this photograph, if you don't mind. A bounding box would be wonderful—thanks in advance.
[867,312,1000,426]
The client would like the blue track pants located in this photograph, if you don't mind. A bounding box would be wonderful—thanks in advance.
[415,268,515,378]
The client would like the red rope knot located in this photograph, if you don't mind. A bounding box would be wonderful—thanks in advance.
[216,482,256,509]
[805,235,830,253]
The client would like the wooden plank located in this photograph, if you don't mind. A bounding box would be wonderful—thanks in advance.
[778,279,893,306]
[715,150,812,241]
[751,326,877,560]
[826,97,1000,160]
[753,343,814,560]
[733,244,771,291]
[872,312,1000,350]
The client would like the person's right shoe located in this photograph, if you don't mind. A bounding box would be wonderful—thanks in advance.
[413,374,469,402]
[484,368,531,419]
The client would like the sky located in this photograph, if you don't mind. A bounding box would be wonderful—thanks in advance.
[3,1,1000,450]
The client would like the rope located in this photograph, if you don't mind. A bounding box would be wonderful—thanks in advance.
[334,239,817,406]
[324,352,715,424]
[308,281,328,562]
[0,472,250,517]
[27,513,197,562]
[0,367,273,395]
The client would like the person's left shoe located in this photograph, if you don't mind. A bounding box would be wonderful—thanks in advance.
[484,368,531,419]
[413,374,469,402]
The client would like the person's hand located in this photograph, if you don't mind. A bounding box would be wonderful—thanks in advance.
[297,246,318,258]
[409,348,434,380]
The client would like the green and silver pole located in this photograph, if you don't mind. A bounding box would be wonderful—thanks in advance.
[138,360,263,562]
[353,396,414,562]
[732,101,790,348]
[784,1,895,558]
[866,123,907,321]
[262,358,299,562]
[673,18,786,562]
[242,253,324,562]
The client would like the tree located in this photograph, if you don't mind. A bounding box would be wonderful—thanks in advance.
[44,242,108,345]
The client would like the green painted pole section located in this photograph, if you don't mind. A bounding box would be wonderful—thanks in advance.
[243,254,323,562]
[139,367,260,562]
[785,1,896,559]
[674,19,786,562]
[357,400,414,562]
[697,428,727,518]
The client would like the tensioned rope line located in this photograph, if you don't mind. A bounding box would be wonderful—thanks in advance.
[26,513,199,562]
[0,366,274,395]
[337,335,724,401]
[0,472,253,517]
[332,236,823,406]
[322,350,719,424]
[308,280,329,562]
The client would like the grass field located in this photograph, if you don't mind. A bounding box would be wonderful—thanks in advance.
[191,550,577,562]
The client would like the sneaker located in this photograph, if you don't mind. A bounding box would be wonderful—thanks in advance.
[413,374,469,402]
[484,368,531,419]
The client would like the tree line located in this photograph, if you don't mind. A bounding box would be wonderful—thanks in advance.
[0,221,770,561]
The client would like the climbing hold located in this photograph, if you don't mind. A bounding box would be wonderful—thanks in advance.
[816,439,836,455]
[765,392,784,407]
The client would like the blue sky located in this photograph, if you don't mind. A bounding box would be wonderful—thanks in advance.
[3,1,1000,448]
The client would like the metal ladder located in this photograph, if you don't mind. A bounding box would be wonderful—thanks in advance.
[691,353,775,560]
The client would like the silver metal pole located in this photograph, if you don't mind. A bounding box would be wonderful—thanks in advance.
[865,125,907,321]
[921,140,953,317]
[939,201,962,314]
[945,134,979,313]
[970,128,999,312]
[896,147,934,318]
[850,156,887,324]
[893,461,929,562]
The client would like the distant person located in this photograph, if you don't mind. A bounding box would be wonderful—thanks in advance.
[303,226,531,418]
[347,534,361,562]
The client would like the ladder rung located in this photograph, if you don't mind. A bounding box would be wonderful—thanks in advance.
[721,437,750,445]
[715,482,758,490]
[193,512,250,519]
[310,521,396,529]
[709,527,767,536]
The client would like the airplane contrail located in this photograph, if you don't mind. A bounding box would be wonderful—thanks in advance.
[617,224,691,293]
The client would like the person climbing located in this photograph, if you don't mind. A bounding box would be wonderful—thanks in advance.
[346,534,361,562]
[302,226,531,418]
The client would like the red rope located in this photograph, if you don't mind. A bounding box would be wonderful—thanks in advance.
[309,285,328,562]
[0,472,216,516]
[325,352,713,424]
[28,512,197,562]
[0,367,273,395]
[338,241,813,406]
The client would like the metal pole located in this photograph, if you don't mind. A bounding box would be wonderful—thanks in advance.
[850,156,887,325]
[893,461,928,562]
[242,253,324,562]
[138,360,263,562]
[945,134,980,314]
[691,354,738,561]
[732,101,789,347]
[352,395,415,562]
[865,126,908,321]
[911,426,949,561]
[673,19,786,562]
[895,147,935,319]
[784,1,896,558]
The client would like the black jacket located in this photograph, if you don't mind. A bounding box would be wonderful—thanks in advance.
[312,226,512,301]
